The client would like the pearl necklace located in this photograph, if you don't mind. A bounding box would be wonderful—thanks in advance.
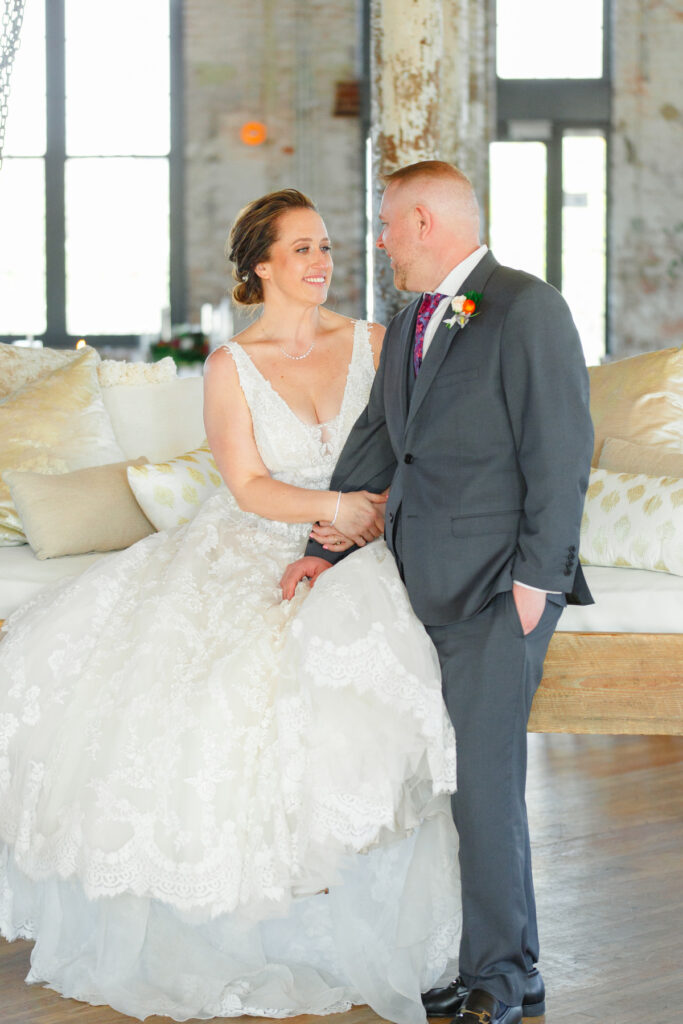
[278,340,315,361]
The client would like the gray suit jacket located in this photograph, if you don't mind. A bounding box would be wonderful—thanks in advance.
[306,251,594,625]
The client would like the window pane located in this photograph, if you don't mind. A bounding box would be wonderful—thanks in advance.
[2,0,46,156]
[497,0,603,79]
[562,134,606,365]
[489,141,546,280]
[66,158,169,334]
[0,159,46,334]
[65,0,170,156]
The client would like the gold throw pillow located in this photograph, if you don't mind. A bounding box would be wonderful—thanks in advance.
[0,348,125,544]
[0,342,94,400]
[4,458,155,559]
[588,347,683,465]
[598,438,683,479]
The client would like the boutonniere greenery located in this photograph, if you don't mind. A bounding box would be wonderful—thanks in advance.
[443,291,482,329]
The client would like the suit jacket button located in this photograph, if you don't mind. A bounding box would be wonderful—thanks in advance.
[404,453,414,464]
[569,545,577,553]
[564,568,572,576]
[388,512,394,523]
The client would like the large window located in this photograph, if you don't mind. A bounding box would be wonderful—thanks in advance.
[490,0,610,365]
[0,0,184,347]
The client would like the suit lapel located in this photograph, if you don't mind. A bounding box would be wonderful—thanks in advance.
[396,298,421,428]
[404,251,499,432]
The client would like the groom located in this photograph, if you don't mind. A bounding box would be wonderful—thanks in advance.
[282,160,593,1024]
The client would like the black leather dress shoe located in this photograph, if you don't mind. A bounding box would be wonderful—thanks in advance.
[423,967,545,1018]
[453,988,522,1024]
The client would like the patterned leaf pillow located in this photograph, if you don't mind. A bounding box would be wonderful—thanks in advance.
[126,443,225,530]
[580,467,683,576]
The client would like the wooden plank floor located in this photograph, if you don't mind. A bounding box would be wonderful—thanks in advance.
[2,734,682,1024]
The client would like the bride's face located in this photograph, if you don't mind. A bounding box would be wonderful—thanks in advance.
[257,209,333,305]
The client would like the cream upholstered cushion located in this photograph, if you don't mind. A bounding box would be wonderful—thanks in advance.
[580,467,683,576]
[0,348,125,544]
[0,342,91,399]
[588,346,683,466]
[4,458,154,559]
[598,437,683,478]
[97,356,177,388]
[127,443,225,530]
[102,376,205,462]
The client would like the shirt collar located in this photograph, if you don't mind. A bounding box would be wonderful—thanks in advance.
[435,244,488,297]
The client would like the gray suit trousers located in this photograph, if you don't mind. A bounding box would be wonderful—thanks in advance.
[426,590,564,1008]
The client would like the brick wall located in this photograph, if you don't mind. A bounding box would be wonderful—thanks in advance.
[611,0,683,356]
[184,0,364,331]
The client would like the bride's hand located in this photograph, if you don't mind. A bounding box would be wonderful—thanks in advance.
[280,556,332,600]
[323,491,387,547]
[309,523,355,551]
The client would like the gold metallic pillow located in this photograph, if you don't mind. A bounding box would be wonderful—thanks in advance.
[4,458,154,559]
[598,438,683,479]
[0,342,91,400]
[0,348,124,544]
[588,347,683,466]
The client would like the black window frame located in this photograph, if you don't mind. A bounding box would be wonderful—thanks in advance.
[0,0,185,349]
[495,0,612,351]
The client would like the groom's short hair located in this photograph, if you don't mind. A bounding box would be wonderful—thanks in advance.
[383,160,474,193]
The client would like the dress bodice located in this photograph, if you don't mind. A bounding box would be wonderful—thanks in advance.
[224,319,375,492]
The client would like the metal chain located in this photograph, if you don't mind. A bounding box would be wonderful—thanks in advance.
[0,0,27,170]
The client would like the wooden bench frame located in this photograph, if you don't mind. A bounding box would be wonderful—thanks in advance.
[2,620,681,735]
[530,631,683,734]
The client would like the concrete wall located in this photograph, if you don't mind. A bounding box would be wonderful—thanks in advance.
[611,0,683,356]
[184,0,364,329]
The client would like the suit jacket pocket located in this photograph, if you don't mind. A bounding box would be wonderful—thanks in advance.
[433,367,480,389]
[450,509,521,538]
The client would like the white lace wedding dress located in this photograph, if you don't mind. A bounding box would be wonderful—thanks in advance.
[0,321,459,1022]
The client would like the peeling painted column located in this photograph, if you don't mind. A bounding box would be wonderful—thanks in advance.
[370,0,493,322]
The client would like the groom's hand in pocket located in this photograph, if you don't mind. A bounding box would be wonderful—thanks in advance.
[280,556,333,601]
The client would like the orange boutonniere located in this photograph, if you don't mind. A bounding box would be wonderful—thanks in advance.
[444,291,482,329]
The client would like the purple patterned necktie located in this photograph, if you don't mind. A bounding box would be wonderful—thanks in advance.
[413,292,447,375]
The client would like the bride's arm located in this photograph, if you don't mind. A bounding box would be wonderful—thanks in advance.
[203,348,384,542]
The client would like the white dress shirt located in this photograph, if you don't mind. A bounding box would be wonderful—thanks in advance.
[421,244,488,358]
[419,244,555,596]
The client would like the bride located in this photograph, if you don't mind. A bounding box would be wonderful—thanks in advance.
[0,188,459,1023]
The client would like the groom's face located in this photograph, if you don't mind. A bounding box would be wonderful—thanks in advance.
[376,183,423,292]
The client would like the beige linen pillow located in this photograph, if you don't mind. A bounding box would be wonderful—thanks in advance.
[598,438,683,478]
[588,347,683,466]
[4,458,154,559]
[580,467,683,576]
[0,342,96,399]
[0,348,124,544]
[127,443,225,530]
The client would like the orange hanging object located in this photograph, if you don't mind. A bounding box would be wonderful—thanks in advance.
[240,121,267,146]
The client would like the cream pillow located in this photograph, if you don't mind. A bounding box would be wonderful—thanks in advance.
[588,347,683,465]
[0,348,125,544]
[4,458,154,559]
[0,342,97,400]
[127,443,225,530]
[102,376,205,462]
[97,356,177,388]
[598,437,683,479]
[580,467,683,576]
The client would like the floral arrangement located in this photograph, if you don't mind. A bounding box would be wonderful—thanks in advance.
[444,291,482,329]
[150,327,209,367]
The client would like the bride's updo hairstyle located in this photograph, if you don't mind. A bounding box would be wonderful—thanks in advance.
[228,188,317,306]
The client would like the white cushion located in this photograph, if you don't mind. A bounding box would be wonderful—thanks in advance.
[558,564,683,634]
[102,376,205,462]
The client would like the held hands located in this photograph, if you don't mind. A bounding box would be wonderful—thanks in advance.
[315,490,387,549]
[512,582,547,635]
[280,556,333,600]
